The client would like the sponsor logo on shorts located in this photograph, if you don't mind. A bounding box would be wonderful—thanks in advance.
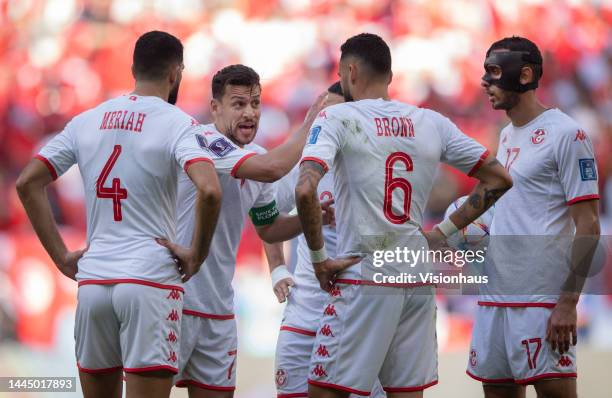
[275,369,287,387]
[329,285,342,297]
[470,349,477,368]
[166,289,181,300]
[167,351,177,363]
[319,324,335,337]
[323,304,337,317]
[166,309,180,322]
[166,331,178,343]
[557,355,573,367]
[315,344,330,357]
[312,364,327,377]
[531,128,545,145]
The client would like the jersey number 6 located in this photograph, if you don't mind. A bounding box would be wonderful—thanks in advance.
[383,152,413,224]
[96,145,128,222]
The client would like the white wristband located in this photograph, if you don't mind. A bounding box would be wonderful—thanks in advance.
[271,265,293,287]
[288,207,298,216]
[436,218,459,238]
[309,245,328,263]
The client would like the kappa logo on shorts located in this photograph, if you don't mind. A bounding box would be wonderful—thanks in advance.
[323,304,337,317]
[275,369,287,387]
[166,289,181,300]
[166,309,180,322]
[557,355,573,367]
[329,285,342,297]
[166,331,177,343]
[469,349,477,368]
[315,344,330,357]
[319,324,335,337]
[312,364,328,377]
[167,351,177,363]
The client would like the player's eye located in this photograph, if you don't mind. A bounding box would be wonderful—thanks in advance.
[486,65,502,79]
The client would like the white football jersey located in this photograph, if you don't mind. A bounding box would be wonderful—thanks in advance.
[176,124,277,316]
[301,99,488,280]
[37,94,214,285]
[276,165,337,293]
[480,108,599,306]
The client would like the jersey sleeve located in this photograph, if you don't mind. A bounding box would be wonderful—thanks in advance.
[300,110,345,172]
[36,122,77,180]
[275,166,299,213]
[193,129,256,177]
[555,128,599,205]
[174,125,214,173]
[436,111,489,175]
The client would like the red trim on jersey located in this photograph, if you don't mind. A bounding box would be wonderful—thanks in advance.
[278,393,308,398]
[124,365,178,374]
[183,309,235,320]
[467,149,491,177]
[78,279,184,292]
[515,372,577,385]
[280,325,317,337]
[77,363,123,374]
[308,379,370,396]
[184,157,213,173]
[466,370,515,384]
[477,301,556,308]
[567,194,599,206]
[383,380,438,392]
[230,152,257,178]
[335,278,434,288]
[228,349,237,356]
[176,379,236,391]
[35,155,58,180]
[300,157,329,172]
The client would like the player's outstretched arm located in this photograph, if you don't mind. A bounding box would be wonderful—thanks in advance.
[233,93,327,183]
[158,162,222,282]
[295,161,359,291]
[547,199,600,354]
[16,159,87,281]
[263,241,295,303]
[429,154,513,246]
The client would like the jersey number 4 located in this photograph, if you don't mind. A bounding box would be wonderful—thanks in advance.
[96,145,128,221]
[383,152,413,224]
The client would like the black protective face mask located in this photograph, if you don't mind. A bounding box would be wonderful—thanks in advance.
[482,50,542,93]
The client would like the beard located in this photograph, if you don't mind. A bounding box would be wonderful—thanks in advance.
[343,90,354,102]
[493,89,520,110]
[168,82,180,105]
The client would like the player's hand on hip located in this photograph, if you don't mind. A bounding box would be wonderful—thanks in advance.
[320,199,335,227]
[314,257,361,292]
[304,92,328,124]
[156,238,201,283]
[57,245,88,281]
[546,297,578,354]
[273,278,295,303]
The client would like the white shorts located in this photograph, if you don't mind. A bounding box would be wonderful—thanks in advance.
[307,282,438,396]
[467,305,577,384]
[175,312,238,391]
[75,282,183,374]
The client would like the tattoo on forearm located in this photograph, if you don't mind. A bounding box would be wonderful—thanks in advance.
[483,187,506,208]
[296,161,326,249]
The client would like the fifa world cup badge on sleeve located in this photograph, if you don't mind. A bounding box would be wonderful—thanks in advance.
[208,137,236,157]
[579,158,597,181]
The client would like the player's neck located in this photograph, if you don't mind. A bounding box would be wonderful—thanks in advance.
[132,81,169,102]
[352,83,389,101]
[506,93,548,127]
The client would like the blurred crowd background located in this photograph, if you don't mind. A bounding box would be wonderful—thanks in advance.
[1,0,611,397]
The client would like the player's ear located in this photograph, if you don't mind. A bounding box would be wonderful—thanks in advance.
[168,64,181,86]
[388,70,393,85]
[519,66,534,85]
[210,98,219,115]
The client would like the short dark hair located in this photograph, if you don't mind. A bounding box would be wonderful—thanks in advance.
[340,33,391,76]
[327,81,343,96]
[132,31,183,81]
[487,36,543,78]
[211,64,261,100]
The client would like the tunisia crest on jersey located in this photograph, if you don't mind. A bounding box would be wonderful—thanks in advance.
[531,129,545,145]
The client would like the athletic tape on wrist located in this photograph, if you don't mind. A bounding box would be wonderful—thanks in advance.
[309,246,328,263]
[436,219,459,238]
[271,265,293,287]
